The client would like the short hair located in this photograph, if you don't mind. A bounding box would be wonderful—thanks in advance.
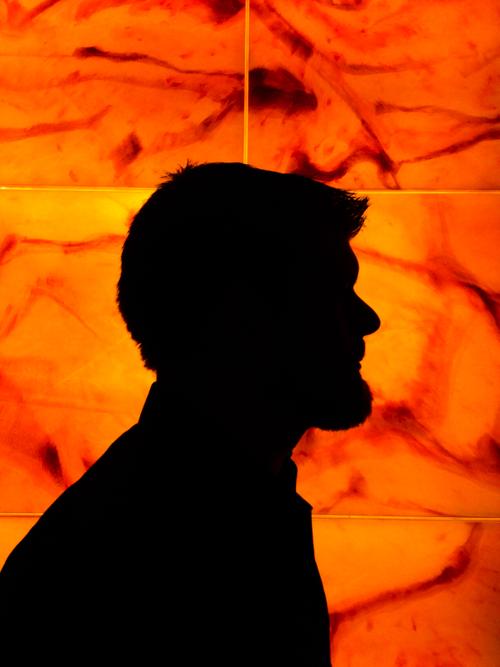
[117,162,368,371]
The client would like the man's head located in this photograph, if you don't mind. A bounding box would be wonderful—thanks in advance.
[117,162,380,432]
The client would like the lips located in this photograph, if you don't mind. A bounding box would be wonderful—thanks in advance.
[353,341,365,364]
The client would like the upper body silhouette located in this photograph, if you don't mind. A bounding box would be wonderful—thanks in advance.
[0,162,380,666]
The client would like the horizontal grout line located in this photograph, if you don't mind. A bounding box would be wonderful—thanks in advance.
[1,513,500,522]
[0,186,155,193]
[0,186,499,195]
[0,513,44,517]
[343,190,500,195]
[313,515,500,522]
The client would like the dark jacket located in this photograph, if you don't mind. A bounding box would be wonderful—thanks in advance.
[0,382,331,666]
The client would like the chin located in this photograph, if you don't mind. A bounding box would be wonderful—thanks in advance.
[299,373,374,432]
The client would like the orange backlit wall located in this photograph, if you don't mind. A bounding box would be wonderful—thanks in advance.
[1,1,499,664]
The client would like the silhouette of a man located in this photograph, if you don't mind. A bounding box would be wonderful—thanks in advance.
[0,163,380,666]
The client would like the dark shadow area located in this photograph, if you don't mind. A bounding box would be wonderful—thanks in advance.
[0,162,380,666]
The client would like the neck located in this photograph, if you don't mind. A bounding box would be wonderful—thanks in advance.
[155,369,308,475]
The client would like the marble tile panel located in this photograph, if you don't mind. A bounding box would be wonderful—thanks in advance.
[0,1,246,185]
[0,188,154,510]
[0,516,38,569]
[313,517,500,666]
[0,189,499,516]
[293,192,500,517]
[248,0,500,189]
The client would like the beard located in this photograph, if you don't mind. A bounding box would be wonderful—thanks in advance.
[289,365,374,432]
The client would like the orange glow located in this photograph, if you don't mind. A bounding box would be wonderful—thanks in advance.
[313,518,500,666]
[0,189,154,510]
[248,1,500,189]
[292,193,500,522]
[0,2,245,185]
[2,190,498,515]
[0,0,499,663]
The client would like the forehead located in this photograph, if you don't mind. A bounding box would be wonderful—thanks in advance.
[291,185,357,263]
[299,222,359,283]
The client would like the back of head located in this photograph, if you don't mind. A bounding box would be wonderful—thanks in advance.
[117,161,367,371]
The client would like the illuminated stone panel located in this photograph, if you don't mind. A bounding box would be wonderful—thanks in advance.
[298,192,500,517]
[0,189,498,515]
[314,518,500,666]
[248,0,500,189]
[0,1,245,186]
[1,1,498,188]
[0,516,38,568]
[0,188,153,510]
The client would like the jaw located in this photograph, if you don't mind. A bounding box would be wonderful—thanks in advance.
[290,371,373,432]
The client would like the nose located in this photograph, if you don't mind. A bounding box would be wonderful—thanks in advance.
[355,294,381,336]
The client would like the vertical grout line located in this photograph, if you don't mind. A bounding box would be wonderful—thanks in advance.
[243,0,250,164]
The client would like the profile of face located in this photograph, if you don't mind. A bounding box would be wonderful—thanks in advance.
[278,228,381,433]
[161,181,381,438]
